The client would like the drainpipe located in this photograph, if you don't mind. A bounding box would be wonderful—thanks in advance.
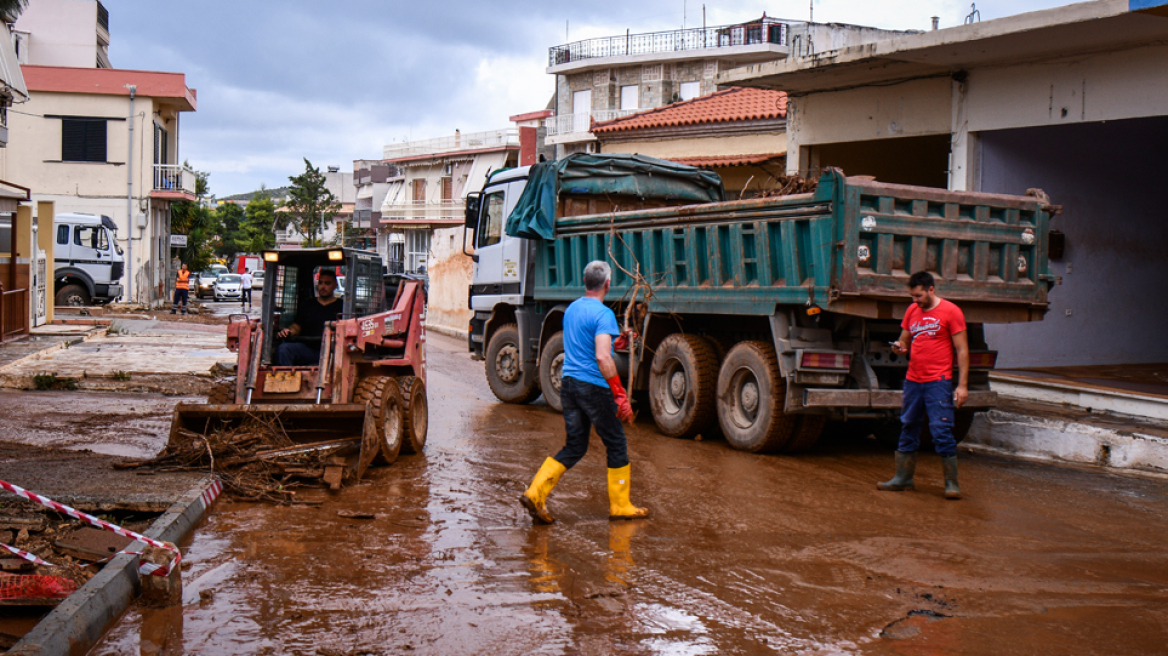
[125,84,136,303]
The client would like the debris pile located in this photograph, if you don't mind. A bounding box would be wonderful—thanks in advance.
[119,415,360,502]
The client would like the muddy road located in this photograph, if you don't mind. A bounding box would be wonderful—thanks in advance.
[69,333,1168,654]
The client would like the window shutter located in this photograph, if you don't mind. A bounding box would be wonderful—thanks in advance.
[85,120,107,162]
[61,118,107,162]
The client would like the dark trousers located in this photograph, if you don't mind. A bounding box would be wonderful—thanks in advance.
[554,376,629,470]
[898,378,958,457]
[172,288,189,311]
[276,342,320,367]
[241,288,253,308]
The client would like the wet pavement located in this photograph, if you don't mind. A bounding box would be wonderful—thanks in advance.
[57,333,1168,654]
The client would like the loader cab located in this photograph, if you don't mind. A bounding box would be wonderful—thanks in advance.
[258,248,385,364]
[466,166,531,312]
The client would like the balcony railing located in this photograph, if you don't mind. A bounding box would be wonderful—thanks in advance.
[153,164,196,195]
[544,109,642,136]
[549,19,789,66]
[381,200,463,223]
[383,129,519,160]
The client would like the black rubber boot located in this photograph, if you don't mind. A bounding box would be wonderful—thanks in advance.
[877,451,917,491]
[942,456,961,500]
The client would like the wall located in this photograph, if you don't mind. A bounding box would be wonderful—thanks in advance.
[601,132,786,160]
[981,117,1168,367]
[426,225,472,333]
[14,0,100,68]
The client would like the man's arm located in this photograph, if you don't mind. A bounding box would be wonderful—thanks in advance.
[278,323,302,339]
[596,333,633,422]
[595,333,618,380]
[891,329,912,354]
[952,330,969,407]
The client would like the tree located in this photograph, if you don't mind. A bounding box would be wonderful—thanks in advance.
[216,202,248,260]
[0,0,29,22]
[244,187,278,251]
[171,168,216,271]
[285,158,340,247]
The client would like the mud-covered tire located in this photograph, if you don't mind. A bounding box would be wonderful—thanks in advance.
[55,284,90,307]
[485,323,540,404]
[649,333,719,438]
[396,375,428,454]
[206,380,235,405]
[538,332,565,413]
[354,376,404,467]
[716,341,798,453]
[782,414,828,453]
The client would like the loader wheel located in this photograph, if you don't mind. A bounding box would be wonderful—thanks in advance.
[716,341,798,453]
[485,323,540,404]
[354,376,404,470]
[55,284,90,307]
[781,414,828,453]
[206,380,234,405]
[649,333,719,438]
[396,376,428,454]
[538,331,565,413]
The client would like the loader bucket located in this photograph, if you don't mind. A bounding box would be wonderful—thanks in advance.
[169,403,383,481]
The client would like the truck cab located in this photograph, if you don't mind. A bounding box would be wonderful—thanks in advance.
[54,213,124,306]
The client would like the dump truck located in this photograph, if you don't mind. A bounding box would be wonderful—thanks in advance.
[465,154,1058,453]
[171,247,428,483]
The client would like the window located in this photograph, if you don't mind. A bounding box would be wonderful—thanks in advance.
[75,225,109,251]
[620,85,639,111]
[441,177,452,201]
[61,118,107,162]
[477,192,505,249]
[573,89,591,116]
[679,81,701,101]
[0,216,10,253]
[411,179,426,202]
[57,225,69,245]
[405,229,431,274]
[153,122,169,165]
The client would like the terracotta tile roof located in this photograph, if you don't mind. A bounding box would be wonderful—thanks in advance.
[592,87,786,134]
[22,65,197,111]
[671,153,786,168]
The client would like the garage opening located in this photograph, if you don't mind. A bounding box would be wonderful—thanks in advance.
[811,134,950,188]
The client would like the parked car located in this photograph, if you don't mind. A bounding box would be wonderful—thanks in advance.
[213,274,243,301]
[195,270,221,299]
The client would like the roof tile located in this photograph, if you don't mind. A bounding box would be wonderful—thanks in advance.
[592,87,786,134]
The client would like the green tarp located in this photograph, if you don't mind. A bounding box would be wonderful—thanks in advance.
[503,153,725,240]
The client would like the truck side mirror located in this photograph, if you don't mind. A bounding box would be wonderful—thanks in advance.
[465,192,481,229]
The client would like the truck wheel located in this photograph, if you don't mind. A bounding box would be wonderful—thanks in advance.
[716,341,798,453]
[354,376,404,468]
[485,323,540,404]
[538,332,565,412]
[649,333,718,438]
[55,284,90,307]
[206,380,235,405]
[396,376,428,454]
[782,414,828,453]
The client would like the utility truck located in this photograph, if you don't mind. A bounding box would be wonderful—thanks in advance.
[465,154,1058,453]
[53,213,124,306]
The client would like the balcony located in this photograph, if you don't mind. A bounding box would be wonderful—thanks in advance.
[380,200,463,226]
[152,163,197,199]
[543,109,642,142]
[548,18,790,71]
[383,129,519,160]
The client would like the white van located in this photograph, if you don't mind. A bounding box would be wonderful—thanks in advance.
[54,213,124,306]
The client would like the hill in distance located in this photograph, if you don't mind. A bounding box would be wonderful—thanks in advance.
[220,186,291,202]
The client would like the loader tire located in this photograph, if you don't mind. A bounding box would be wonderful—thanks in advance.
[354,376,404,468]
[206,380,234,405]
[396,375,428,454]
[485,323,540,404]
[716,341,798,453]
[649,333,719,439]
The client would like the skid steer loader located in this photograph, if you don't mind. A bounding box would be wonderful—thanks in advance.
[170,247,428,483]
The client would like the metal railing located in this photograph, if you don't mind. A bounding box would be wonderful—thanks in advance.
[153,164,196,195]
[0,287,28,342]
[544,109,642,136]
[549,19,789,66]
[383,129,519,159]
[381,200,463,223]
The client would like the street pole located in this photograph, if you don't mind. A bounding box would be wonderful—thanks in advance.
[125,84,136,304]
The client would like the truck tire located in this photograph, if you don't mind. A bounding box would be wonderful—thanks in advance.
[538,331,565,412]
[716,341,798,453]
[354,376,404,467]
[206,380,235,405]
[649,333,719,438]
[782,414,828,453]
[396,375,428,454]
[55,284,90,307]
[485,323,540,404]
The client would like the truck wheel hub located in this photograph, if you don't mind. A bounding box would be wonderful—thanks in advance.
[496,344,520,383]
[669,371,687,399]
[740,381,759,414]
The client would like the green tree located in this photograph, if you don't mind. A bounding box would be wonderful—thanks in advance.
[0,0,28,22]
[286,158,340,246]
[244,187,278,251]
[171,168,216,271]
[215,202,248,260]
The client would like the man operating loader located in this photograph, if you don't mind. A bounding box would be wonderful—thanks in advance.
[520,260,649,524]
[275,268,343,366]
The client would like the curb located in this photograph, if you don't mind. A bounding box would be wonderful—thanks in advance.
[425,322,467,340]
[9,477,224,656]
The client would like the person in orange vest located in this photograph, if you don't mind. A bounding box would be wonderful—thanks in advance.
[172,263,191,315]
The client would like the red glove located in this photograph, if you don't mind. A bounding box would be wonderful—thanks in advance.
[606,375,634,423]
[612,330,637,351]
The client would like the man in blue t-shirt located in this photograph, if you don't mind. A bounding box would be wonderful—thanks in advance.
[520,261,649,524]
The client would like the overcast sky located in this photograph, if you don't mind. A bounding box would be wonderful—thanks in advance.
[104,0,1075,196]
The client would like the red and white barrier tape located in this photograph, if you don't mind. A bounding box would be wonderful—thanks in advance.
[0,541,56,568]
[0,479,180,577]
[199,479,224,512]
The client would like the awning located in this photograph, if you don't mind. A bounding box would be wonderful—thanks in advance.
[463,152,509,198]
[0,24,28,103]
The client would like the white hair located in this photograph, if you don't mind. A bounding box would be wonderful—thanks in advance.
[583,261,611,291]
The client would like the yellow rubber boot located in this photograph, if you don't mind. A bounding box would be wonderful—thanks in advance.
[520,457,567,524]
[607,465,650,521]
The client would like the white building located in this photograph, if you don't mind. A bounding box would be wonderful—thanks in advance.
[12,0,112,69]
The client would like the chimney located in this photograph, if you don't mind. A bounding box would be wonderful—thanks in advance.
[931,16,939,30]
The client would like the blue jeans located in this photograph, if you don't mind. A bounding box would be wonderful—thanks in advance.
[276,342,320,367]
[899,378,958,457]
[555,376,629,470]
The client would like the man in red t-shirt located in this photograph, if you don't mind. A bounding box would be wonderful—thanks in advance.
[878,271,969,499]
